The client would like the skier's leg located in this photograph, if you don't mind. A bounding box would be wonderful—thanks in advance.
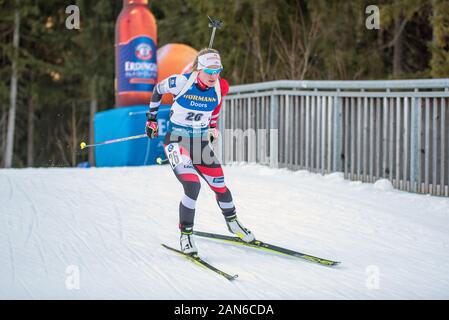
[163,140,200,253]
[193,142,255,242]
[194,161,235,217]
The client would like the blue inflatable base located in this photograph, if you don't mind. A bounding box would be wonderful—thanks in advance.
[94,105,170,167]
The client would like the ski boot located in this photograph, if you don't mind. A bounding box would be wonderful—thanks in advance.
[180,226,198,255]
[225,214,255,243]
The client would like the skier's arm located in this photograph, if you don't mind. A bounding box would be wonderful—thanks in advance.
[209,78,230,128]
[147,87,163,120]
[147,75,187,120]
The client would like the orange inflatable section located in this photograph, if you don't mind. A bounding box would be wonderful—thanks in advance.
[157,43,198,104]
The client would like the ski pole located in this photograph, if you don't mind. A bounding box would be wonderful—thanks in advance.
[80,133,147,150]
[207,16,223,48]
[156,157,169,165]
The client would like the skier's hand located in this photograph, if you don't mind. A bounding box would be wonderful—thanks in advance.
[145,117,158,139]
[208,127,219,144]
[146,121,158,139]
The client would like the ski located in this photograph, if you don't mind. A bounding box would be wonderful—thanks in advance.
[193,231,340,267]
[161,244,238,281]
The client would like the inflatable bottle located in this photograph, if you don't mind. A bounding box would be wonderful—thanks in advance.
[115,0,157,107]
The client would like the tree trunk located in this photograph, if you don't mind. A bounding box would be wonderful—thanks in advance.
[5,1,20,168]
[393,13,404,76]
[251,4,266,81]
[432,0,437,43]
[0,107,6,166]
[71,103,77,166]
[27,91,34,167]
[430,0,449,77]
[89,78,97,166]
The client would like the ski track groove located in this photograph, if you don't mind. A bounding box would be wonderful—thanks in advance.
[150,261,189,298]
[45,240,69,268]
[51,197,112,273]
[93,224,109,252]
[87,179,125,241]
[36,235,50,276]
[80,201,189,298]
[83,209,143,268]
[18,277,35,299]
[5,174,14,200]
[14,179,40,245]
[7,232,16,284]
[66,241,95,284]
[24,214,35,246]
[67,191,159,289]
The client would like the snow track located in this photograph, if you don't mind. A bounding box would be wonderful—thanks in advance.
[1,164,449,299]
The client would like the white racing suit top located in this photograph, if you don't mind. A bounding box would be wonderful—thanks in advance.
[156,72,221,138]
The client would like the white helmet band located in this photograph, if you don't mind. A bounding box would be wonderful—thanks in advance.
[197,52,222,70]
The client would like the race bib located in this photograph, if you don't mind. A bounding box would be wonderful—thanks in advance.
[164,143,182,169]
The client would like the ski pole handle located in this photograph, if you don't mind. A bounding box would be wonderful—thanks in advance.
[80,133,147,150]
[207,16,223,48]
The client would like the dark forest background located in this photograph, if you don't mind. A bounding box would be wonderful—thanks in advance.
[0,0,448,167]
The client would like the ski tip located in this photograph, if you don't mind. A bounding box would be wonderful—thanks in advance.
[228,274,239,281]
[322,260,341,267]
[324,261,341,267]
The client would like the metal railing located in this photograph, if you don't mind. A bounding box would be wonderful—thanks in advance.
[218,79,449,197]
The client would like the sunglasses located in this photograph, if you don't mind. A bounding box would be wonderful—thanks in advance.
[202,67,223,75]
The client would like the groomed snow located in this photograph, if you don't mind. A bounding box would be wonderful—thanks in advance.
[1,164,449,299]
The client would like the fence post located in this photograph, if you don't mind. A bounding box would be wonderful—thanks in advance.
[333,92,343,172]
[446,88,449,197]
[270,91,279,168]
[410,89,419,192]
[382,92,389,178]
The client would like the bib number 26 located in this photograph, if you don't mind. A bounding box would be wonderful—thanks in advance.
[164,143,182,169]
[185,112,204,121]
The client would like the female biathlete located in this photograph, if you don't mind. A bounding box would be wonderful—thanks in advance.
[145,48,254,254]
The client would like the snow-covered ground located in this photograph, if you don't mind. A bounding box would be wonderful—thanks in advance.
[1,164,449,299]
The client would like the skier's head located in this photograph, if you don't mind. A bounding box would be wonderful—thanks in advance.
[193,48,222,87]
